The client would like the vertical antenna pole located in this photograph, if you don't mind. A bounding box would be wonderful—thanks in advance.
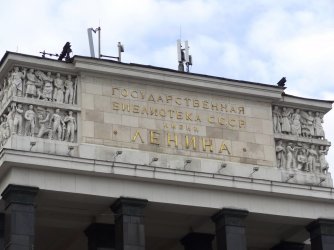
[118,42,121,62]
[87,28,95,57]
[97,27,101,58]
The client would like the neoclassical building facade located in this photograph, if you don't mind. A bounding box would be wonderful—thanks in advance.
[0,52,333,250]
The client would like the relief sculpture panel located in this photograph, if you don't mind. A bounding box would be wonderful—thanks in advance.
[273,105,330,175]
[0,66,79,145]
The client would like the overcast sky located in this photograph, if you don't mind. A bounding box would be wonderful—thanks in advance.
[1,0,333,172]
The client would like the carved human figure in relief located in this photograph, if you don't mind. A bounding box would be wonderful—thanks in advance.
[53,73,64,103]
[35,71,53,100]
[286,142,296,169]
[37,109,52,139]
[64,75,74,104]
[25,69,38,98]
[314,112,325,139]
[0,116,5,146]
[50,108,64,140]
[64,110,76,142]
[276,140,286,168]
[319,146,329,174]
[11,67,26,97]
[301,111,314,137]
[291,109,301,136]
[307,145,318,172]
[13,103,24,135]
[272,106,282,133]
[297,147,308,171]
[24,105,36,136]
[0,116,9,146]
[6,106,15,135]
[281,107,292,134]
[2,73,11,103]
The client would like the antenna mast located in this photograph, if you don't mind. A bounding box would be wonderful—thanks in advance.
[87,26,124,62]
[87,27,101,58]
[177,40,192,72]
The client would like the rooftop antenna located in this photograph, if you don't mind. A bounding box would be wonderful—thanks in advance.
[87,26,125,62]
[87,27,101,58]
[177,40,192,72]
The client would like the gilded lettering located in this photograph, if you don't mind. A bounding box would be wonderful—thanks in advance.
[140,90,145,99]
[202,100,209,109]
[167,133,178,148]
[218,117,225,125]
[133,105,140,113]
[148,94,155,102]
[176,111,183,120]
[168,110,175,119]
[122,103,130,112]
[150,131,160,145]
[238,107,245,114]
[112,102,120,110]
[130,91,138,98]
[185,135,197,150]
[202,138,213,152]
[141,107,148,115]
[230,106,236,113]
[150,108,159,116]
[112,87,119,96]
[132,130,144,143]
[229,119,236,127]
[185,112,192,121]
[184,98,191,106]
[221,104,228,112]
[159,109,166,117]
[239,119,246,128]
[193,99,199,107]
[208,116,215,124]
[211,102,218,111]
[175,97,182,105]
[157,95,164,103]
[219,143,231,154]
[121,89,128,97]
[195,115,201,122]
[166,95,173,104]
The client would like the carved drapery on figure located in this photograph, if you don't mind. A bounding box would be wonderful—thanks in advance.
[0,67,77,106]
[275,140,329,174]
[0,66,79,146]
[0,102,78,145]
[272,106,326,139]
[273,105,330,175]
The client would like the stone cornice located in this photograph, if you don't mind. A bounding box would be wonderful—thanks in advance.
[277,94,333,114]
[0,148,333,205]
[73,56,284,101]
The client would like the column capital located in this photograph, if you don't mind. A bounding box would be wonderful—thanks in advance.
[1,184,39,207]
[211,208,249,227]
[306,218,334,238]
[111,197,148,217]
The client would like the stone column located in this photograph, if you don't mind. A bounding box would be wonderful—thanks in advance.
[85,223,115,250]
[271,241,305,250]
[1,184,39,250]
[211,208,249,250]
[306,219,334,250]
[181,232,214,250]
[110,197,148,250]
